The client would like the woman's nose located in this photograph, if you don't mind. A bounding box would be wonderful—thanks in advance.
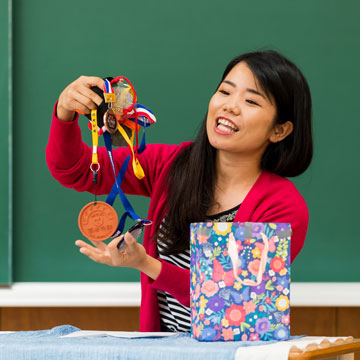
[223,96,240,115]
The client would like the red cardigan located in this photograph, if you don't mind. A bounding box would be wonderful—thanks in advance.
[46,105,309,332]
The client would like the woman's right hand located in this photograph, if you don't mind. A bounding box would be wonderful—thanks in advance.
[57,76,105,122]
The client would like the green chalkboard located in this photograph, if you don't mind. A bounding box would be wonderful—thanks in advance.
[7,0,360,282]
[0,0,12,285]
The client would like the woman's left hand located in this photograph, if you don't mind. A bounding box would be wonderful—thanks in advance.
[75,232,147,270]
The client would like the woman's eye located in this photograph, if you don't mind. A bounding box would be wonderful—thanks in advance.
[246,99,259,106]
[219,89,230,95]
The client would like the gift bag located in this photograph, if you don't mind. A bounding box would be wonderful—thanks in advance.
[190,222,291,342]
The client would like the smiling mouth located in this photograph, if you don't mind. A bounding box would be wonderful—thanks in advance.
[216,118,239,133]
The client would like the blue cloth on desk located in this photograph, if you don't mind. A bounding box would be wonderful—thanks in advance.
[0,325,300,360]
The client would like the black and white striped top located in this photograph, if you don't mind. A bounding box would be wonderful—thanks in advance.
[157,204,241,332]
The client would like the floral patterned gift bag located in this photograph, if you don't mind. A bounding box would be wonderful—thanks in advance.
[190,222,291,342]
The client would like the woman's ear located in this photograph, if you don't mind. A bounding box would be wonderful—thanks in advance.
[269,121,293,143]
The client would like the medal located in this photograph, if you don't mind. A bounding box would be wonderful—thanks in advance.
[104,109,118,134]
[79,76,157,239]
[111,82,135,118]
[78,201,119,241]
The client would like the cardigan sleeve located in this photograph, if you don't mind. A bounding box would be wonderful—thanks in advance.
[148,259,190,307]
[46,101,181,197]
[259,189,309,263]
[234,171,309,263]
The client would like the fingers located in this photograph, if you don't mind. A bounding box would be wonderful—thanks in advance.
[75,232,143,269]
[89,239,107,251]
[73,77,104,107]
[65,85,100,114]
[80,76,105,91]
[107,236,126,261]
[57,75,104,121]
[124,232,137,248]
[107,235,124,249]
[75,239,105,262]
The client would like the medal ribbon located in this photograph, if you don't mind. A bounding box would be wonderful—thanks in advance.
[86,76,156,237]
[91,110,99,166]
[117,123,145,179]
[103,131,143,236]
[103,79,116,103]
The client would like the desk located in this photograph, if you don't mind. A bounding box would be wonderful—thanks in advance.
[289,338,360,360]
[0,326,359,360]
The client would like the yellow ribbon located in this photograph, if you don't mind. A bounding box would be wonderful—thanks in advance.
[117,123,145,179]
[91,110,98,165]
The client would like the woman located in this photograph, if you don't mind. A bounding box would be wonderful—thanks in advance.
[46,50,312,333]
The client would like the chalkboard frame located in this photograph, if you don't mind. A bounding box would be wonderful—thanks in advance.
[0,0,12,285]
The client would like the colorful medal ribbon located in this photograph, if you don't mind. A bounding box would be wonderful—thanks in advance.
[91,110,99,166]
[103,79,116,104]
[86,76,157,236]
[90,110,100,194]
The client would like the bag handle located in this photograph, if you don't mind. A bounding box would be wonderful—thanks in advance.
[228,232,270,286]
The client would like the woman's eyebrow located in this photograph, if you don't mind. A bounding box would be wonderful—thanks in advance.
[246,88,266,99]
[223,80,266,99]
[223,80,236,87]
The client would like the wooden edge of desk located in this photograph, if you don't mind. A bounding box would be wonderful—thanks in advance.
[289,338,360,360]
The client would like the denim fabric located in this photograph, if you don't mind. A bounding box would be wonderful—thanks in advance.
[0,325,301,360]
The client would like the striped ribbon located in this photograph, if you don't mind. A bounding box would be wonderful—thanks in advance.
[103,79,116,103]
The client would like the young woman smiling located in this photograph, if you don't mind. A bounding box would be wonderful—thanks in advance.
[46,50,313,332]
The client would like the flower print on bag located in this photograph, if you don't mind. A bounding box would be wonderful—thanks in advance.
[194,283,201,300]
[193,323,201,338]
[276,295,289,311]
[225,304,246,326]
[255,317,271,334]
[251,281,266,295]
[214,222,232,236]
[248,259,264,276]
[201,327,217,341]
[243,300,257,314]
[256,236,276,253]
[218,288,231,301]
[252,223,265,235]
[207,296,225,312]
[274,326,289,340]
[281,314,290,326]
[201,280,219,297]
[199,295,208,309]
[212,259,235,287]
[249,333,260,341]
[190,222,291,342]
[276,275,290,289]
[252,247,261,259]
[234,226,245,240]
[270,256,285,273]
[222,327,235,341]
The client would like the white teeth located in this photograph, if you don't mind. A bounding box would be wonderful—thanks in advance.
[217,118,239,132]
[217,124,235,133]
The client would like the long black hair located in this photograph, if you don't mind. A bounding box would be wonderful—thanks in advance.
[156,50,313,255]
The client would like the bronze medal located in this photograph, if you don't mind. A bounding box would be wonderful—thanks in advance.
[78,201,118,241]
[104,109,118,134]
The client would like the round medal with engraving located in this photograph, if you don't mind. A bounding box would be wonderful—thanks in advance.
[111,83,134,118]
[104,109,118,134]
[78,201,118,241]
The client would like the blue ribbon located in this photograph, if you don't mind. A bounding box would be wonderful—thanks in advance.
[103,132,143,236]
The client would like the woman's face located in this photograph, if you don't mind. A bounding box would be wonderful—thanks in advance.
[206,62,277,158]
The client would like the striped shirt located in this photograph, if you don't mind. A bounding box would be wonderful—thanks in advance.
[157,204,241,332]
